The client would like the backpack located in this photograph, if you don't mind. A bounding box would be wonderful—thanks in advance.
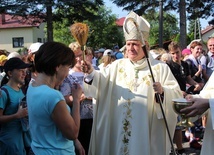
[0,87,10,132]
[114,52,124,59]
[0,87,28,130]
[1,87,10,109]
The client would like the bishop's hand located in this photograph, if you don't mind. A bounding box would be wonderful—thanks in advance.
[153,82,163,94]
[81,60,93,74]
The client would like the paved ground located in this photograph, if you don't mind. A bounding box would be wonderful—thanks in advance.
[172,129,203,155]
[175,141,201,155]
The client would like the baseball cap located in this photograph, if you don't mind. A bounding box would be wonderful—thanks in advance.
[103,49,114,56]
[150,50,160,59]
[7,52,21,60]
[28,42,43,54]
[114,45,119,49]
[98,48,105,53]
[4,57,31,73]
[0,55,7,63]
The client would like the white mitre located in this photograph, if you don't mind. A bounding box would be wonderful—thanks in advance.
[123,11,150,45]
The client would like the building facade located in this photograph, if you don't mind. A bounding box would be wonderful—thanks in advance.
[0,13,46,53]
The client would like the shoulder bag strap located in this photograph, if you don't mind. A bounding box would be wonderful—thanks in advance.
[1,87,10,114]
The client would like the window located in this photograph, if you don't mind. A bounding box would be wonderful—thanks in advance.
[37,38,42,42]
[12,37,24,48]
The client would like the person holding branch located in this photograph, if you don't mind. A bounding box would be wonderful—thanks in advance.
[81,11,183,155]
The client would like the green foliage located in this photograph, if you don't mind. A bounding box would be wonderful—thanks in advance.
[53,6,124,49]
[188,19,202,40]
[145,12,179,47]
[0,0,104,41]
[111,0,213,20]
[172,30,195,47]
[53,0,103,23]
[186,0,214,20]
[187,32,194,43]
[111,0,213,49]
[85,7,124,49]
[52,19,73,46]
[209,18,214,25]
[0,0,104,19]
[188,20,195,34]
[172,34,180,43]
[16,47,28,55]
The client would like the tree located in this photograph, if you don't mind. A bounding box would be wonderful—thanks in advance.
[111,0,214,49]
[0,0,104,41]
[188,19,202,41]
[52,18,73,46]
[144,11,179,47]
[208,18,214,25]
[85,7,124,49]
[187,20,196,43]
[53,6,124,49]
[179,0,187,49]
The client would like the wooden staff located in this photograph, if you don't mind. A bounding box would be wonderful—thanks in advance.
[142,45,176,155]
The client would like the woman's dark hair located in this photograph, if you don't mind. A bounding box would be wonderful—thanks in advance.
[35,42,76,76]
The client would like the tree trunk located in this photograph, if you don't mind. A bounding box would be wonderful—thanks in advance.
[159,0,163,48]
[179,0,187,49]
[46,0,53,42]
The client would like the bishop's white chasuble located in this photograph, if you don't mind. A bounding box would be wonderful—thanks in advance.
[84,57,182,155]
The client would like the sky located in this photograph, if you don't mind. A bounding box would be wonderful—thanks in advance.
[104,0,128,18]
[104,0,211,30]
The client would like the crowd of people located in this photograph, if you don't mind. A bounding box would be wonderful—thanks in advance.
[149,33,214,154]
[0,10,214,155]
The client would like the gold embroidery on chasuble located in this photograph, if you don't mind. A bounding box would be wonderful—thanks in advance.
[118,64,161,92]
[118,62,161,154]
[121,99,132,155]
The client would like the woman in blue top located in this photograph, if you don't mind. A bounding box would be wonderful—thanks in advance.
[27,42,82,155]
[0,57,31,155]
